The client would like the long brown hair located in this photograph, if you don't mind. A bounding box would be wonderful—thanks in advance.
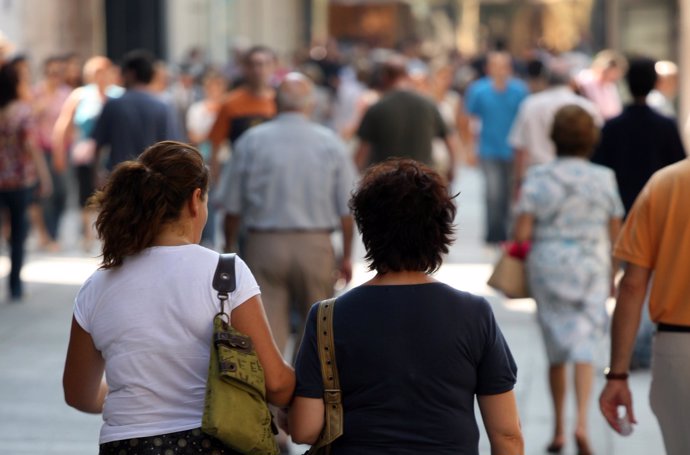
[90,141,209,269]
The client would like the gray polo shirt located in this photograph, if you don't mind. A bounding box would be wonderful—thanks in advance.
[216,113,355,230]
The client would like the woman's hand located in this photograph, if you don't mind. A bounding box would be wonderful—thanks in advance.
[231,295,296,407]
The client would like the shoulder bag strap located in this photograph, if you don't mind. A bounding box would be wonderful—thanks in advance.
[212,253,237,315]
[311,297,343,453]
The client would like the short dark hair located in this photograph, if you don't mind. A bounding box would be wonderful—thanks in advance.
[551,105,599,158]
[0,63,19,108]
[242,45,276,65]
[350,159,456,274]
[121,49,156,84]
[626,57,657,98]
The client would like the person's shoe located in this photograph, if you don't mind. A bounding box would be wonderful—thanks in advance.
[546,436,564,453]
[575,434,593,455]
[546,442,563,453]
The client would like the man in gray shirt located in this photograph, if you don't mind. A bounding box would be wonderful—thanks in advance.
[216,72,355,355]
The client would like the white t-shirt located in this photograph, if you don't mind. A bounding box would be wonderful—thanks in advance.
[186,101,217,141]
[73,245,260,443]
[508,86,602,167]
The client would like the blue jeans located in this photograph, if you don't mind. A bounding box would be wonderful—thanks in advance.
[480,158,513,244]
[0,188,31,299]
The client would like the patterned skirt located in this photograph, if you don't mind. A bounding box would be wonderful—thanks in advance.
[99,427,242,455]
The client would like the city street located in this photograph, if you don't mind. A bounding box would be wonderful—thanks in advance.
[0,167,664,454]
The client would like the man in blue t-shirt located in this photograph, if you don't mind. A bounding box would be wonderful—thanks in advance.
[465,52,528,244]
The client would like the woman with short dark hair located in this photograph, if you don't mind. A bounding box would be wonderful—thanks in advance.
[289,158,523,455]
[513,105,624,454]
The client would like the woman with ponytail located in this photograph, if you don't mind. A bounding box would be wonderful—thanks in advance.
[62,141,294,454]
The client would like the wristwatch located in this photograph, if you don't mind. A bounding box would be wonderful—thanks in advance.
[604,367,629,380]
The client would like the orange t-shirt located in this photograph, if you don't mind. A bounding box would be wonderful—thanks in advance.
[614,158,690,325]
[209,86,276,146]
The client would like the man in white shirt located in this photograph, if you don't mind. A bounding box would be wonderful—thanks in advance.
[509,58,602,192]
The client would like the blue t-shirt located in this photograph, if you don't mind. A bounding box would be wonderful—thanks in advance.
[465,78,528,160]
[294,283,517,455]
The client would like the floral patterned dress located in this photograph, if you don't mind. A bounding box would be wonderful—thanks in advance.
[516,157,624,364]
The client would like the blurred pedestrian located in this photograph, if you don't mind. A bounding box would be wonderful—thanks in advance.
[31,55,71,250]
[52,56,123,251]
[647,60,678,119]
[599,158,690,455]
[591,57,686,370]
[90,50,182,174]
[216,73,355,356]
[0,30,15,66]
[288,159,523,455]
[509,57,601,193]
[574,50,626,121]
[186,70,227,247]
[464,51,528,244]
[208,45,277,181]
[428,61,465,176]
[62,141,295,452]
[62,52,83,88]
[0,63,52,300]
[355,54,456,182]
[592,57,685,213]
[513,105,624,455]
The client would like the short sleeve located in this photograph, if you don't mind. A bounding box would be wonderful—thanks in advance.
[508,105,527,149]
[475,302,518,395]
[293,303,323,398]
[590,122,612,167]
[90,101,111,146]
[73,275,96,333]
[356,106,376,142]
[464,83,480,116]
[333,138,356,217]
[614,184,654,268]
[433,105,448,138]
[209,104,230,147]
[229,255,261,312]
[606,170,625,218]
[514,167,542,214]
[666,123,687,164]
[215,134,248,214]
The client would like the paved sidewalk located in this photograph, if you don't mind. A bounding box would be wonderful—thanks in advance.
[0,168,664,454]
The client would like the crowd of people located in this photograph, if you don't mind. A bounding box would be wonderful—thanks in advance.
[0,35,688,455]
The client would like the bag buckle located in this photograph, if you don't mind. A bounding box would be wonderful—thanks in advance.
[323,389,341,404]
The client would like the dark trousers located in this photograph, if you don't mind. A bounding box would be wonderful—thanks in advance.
[42,152,67,241]
[0,188,30,298]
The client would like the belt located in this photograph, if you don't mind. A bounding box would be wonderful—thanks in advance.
[657,323,690,333]
[247,228,332,234]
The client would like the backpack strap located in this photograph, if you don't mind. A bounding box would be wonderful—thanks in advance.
[212,253,237,315]
[310,298,343,454]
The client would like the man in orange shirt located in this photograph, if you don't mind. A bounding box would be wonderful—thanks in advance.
[599,158,690,455]
[208,45,277,181]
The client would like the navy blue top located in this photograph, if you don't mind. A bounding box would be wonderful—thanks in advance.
[91,89,182,169]
[294,283,517,455]
[591,104,686,213]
